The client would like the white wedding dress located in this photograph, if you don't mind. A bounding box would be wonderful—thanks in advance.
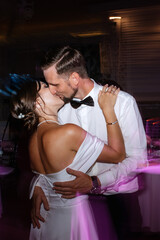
[29,133,104,240]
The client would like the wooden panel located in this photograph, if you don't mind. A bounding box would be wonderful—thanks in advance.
[108,5,160,101]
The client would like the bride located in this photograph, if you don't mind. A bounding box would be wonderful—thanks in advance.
[11,79,125,240]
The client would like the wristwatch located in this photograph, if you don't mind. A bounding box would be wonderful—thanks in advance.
[90,176,101,194]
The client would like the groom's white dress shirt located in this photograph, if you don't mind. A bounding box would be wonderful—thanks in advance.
[58,80,147,195]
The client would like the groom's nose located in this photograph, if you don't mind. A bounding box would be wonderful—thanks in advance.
[49,85,57,95]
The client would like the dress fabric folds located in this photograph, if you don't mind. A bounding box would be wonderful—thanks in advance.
[29,133,104,240]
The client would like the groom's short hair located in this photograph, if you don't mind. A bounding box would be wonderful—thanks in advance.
[41,46,88,78]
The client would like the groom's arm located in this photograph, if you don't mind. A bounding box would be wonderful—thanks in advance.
[53,168,95,198]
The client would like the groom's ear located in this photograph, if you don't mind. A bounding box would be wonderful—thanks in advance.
[69,72,79,87]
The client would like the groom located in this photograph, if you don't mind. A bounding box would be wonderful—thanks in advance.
[31,46,147,239]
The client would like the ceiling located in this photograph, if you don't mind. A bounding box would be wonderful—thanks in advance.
[0,0,159,46]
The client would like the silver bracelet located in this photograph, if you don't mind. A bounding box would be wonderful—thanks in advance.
[106,120,118,125]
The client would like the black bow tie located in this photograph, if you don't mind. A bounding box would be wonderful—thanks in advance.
[70,96,94,109]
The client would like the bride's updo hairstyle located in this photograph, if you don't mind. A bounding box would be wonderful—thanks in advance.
[11,79,41,131]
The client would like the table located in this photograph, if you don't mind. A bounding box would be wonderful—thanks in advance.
[0,165,14,218]
[137,158,160,232]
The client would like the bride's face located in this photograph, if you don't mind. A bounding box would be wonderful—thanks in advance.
[37,81,64,110]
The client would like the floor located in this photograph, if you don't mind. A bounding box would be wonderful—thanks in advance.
[0,171,160,240]
[0,169,31,240]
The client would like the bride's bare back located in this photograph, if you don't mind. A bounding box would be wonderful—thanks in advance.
[29,123,86,174]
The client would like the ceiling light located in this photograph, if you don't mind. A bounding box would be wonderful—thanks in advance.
[70,31,107,38]
[109,17,121,20]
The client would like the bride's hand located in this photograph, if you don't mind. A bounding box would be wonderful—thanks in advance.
[98,84,120,113]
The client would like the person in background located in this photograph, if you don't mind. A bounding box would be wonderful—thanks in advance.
[31,46,147,239]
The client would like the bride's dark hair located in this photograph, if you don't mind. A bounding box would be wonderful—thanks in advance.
[11,79,41,131]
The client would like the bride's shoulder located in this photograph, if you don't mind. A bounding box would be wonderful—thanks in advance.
[42,123,82,140]
[60,124,86,142]
[61,123,82,135]
[42,124,86,151]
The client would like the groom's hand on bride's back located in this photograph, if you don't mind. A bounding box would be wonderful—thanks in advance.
[31,186,49,228]
[53,168,93,199]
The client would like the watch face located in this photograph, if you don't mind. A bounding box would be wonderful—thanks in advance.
[90,186,100,194]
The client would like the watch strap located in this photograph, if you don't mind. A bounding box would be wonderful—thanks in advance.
[90,176,101,194]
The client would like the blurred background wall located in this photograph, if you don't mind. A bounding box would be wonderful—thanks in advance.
[0,0,160,141]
